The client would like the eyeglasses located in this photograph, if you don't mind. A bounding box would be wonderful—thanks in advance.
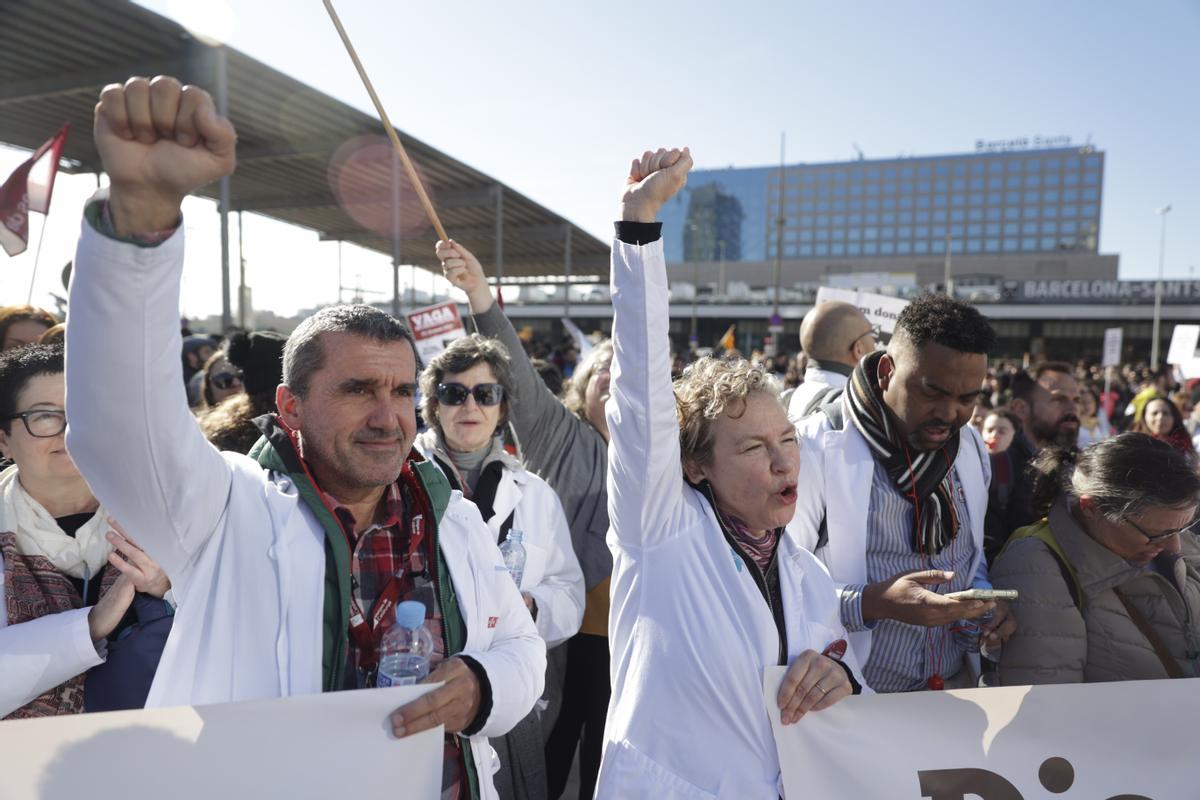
[209,371,243,391]
[850,325,882,352]
[436,382,505,407]
[1125,516,1200,545]
[5,408,67,438]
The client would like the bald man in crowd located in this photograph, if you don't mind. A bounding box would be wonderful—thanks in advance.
[788,301,879,421]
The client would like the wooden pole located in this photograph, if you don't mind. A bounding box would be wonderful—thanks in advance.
[323,0,449,242]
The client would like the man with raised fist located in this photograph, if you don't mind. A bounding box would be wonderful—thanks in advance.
[64,76,544,800]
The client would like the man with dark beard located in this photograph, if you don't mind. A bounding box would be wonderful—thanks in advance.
[984,363,1082,561]
[792,294,1017,692]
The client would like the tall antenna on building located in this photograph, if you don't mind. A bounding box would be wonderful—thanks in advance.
[852,142,864,161]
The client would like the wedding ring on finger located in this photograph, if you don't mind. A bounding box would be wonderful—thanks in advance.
[814,682,827,694]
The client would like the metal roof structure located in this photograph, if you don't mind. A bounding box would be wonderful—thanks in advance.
[1,0,608,325]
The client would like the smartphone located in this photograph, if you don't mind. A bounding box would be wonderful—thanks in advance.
[945,589,1018,602]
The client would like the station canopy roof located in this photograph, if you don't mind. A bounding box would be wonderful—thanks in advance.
[0,0,609,281]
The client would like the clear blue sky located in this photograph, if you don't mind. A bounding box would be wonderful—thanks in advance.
[3,0,1197,318]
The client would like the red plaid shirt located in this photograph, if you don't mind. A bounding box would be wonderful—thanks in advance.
[319,467,468,800]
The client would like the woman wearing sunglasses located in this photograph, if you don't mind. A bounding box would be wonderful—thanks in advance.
[992,433,1200,685]
[199,349,244,409]
[0,343,173,718]
[415,334,584,800]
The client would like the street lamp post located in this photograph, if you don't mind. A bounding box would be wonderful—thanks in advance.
[1150,204,1172,369]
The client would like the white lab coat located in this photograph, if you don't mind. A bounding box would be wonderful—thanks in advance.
[786,366,849,423]
[596,238,865,800]
[790,402,991,670]
[415,433,585,648]
[64,220,545,798]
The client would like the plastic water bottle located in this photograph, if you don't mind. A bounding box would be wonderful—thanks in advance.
[377,600,434,687]
[499,529,527,588]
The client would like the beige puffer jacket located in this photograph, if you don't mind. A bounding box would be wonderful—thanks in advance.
[991,497,1200,685]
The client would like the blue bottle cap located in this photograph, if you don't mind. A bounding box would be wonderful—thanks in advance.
[509,529,524,542]
[395,600,426,630]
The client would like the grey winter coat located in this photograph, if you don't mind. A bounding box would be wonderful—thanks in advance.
[992,497,1200,685]
[474,304,611,590]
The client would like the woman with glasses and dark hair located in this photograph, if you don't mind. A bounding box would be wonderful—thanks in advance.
[415,333,584,800]
[992,433,1200,685]
[0,343,172,718]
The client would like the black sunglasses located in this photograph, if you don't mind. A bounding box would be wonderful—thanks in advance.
[436,382,505,407]
[210,371,243,391]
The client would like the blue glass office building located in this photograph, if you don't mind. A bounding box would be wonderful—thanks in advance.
[658,147,1104,265]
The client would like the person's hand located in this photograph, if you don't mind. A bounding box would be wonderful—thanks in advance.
[620,147,693,223]
[389,657,481,738]
[776,650,853,724]
[95,75,237,236]
[980,599,1017,648]
[861,570,995,627]
[436,239,493,314]
[104,519,171,598]
[87,572,135,643]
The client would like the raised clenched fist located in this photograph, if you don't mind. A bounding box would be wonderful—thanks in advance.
[620,147,693,223]
[94,76,237,235]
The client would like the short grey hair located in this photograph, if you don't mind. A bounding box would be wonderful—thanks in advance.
[282,304,418,397]
[419,334,516,430]
[1030,432,1200,520]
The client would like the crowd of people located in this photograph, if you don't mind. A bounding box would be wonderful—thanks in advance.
[1,77,1198,800]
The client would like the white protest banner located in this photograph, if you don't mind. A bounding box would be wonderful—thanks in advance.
[1165,324,1200,379]
[406,301,467,365]
[764,668,1197,799]
[1165,324,1200,366]
[815,286,910,341]
[1101,327,1123,368]
[0,685,442,800]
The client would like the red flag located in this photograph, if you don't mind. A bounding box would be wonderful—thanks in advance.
[0,124,70,257]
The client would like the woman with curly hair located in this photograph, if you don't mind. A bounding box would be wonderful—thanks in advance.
[594,148,863,798]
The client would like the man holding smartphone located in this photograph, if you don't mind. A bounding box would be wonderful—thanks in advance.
[791,294,1018,691]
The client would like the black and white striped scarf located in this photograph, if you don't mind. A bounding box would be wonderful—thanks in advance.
[844,350,960,555]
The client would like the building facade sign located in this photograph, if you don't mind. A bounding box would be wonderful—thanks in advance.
[1011,279,1200,305]
[974,135,1072,152]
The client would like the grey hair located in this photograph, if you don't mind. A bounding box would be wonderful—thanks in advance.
[1029,432,1200,520]
[562,340,614,421]
[282,304,418,397]
[419,334,516,430]
[674,355,782,468]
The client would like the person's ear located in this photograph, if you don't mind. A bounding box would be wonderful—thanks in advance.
[276,384,302,430]
[0,428,10,460]
[877,353,895,391]
[1009,397,1030,422]
[683,457,708,485]
[1077,495,1099,518]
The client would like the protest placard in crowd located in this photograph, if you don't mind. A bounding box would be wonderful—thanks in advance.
[405,301,468,364]
[815,287,910,343]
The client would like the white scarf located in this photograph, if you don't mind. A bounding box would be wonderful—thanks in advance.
[0,465,110,579]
